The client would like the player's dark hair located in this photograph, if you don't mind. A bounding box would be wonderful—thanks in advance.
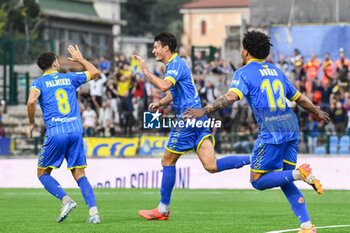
[242,31,272,59]
[155,32,177,53]
[37,52,56,71]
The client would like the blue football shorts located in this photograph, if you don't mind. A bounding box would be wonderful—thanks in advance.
[166,115,215,154]
[251,139,298,173]
[38,133,87,170]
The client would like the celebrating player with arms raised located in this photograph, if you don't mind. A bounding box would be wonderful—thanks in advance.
[186,31,329,233]
[134,32,251,220]
[27,45,101,223]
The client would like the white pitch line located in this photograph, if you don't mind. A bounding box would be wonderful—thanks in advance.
[266,224,350,233]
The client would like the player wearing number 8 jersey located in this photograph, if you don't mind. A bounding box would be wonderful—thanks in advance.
[185,31,330,233]
[27,46,101,223]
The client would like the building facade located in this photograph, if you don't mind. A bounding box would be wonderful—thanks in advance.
[39,0,123,64]
[180,0,249,61]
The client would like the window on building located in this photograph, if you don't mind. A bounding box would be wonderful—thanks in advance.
[201,20,206,35]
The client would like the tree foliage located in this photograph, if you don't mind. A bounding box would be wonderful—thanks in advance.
[0,0,45,40]
[121,0,192,41]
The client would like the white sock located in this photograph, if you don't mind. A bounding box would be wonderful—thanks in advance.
[292,169,302,180]
[89,206,99,217]
[62,195,72,205]
[158,202,170,215]
[301,221,312,230]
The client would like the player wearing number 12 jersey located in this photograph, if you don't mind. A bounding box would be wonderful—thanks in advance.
[185,31,330,233]
[27,46,101,223]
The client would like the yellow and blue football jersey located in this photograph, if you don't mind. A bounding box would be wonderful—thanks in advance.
[164,53,201,115]
[229,59,300,144]
[163,54,213,154]
[30,70,90,137]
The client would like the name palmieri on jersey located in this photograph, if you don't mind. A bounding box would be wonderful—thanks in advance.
[45,78,71,88]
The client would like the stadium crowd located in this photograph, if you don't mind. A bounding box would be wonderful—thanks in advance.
[12,46,346,154]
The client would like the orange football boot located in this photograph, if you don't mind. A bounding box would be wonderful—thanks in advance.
[139,207,170,220]
[297,164,323,194]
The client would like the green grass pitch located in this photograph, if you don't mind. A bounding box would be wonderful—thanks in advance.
[0,189,349,233]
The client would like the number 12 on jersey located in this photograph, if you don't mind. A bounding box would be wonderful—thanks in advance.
[260,79,286,111]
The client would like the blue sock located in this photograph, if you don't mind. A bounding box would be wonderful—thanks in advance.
[160,166,176,205]
[251,170,294,190]
[281,182,310,224]
[39,174,67,200]
[77,176,96,208]
[217,155,251,172]
[281,162,310,224]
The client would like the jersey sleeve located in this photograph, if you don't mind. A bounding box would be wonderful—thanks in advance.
[228,71,249,100]
[67,71,91,88]
[284,75,300,101]
[164,62,182,86]
[29,79,42,94]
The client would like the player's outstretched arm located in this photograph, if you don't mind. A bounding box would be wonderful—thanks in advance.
[184,91,239,119]
[67,45,100,80]
[134,55,172,92]
[27,89,40,138]
[295,93,330,122]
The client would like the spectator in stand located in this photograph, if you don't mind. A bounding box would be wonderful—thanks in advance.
[290,48,302,68]
[89,72,107,112]
[304,54,321,83]
[233,122,253,153]
[321,52,334,87]
[98,102,112,128]
[335,48,350,90]
[0,122,5,137]
[144,78,154,111]
[98,56,111,76]
[276,55,290,78]
[179,46,192,69]
[305,114,318,154]
[133,75,146,121]
[116,54,128,71]
[200,81,220,105]
[293,58,306,81]
[194,51,205,74]
[344,93,350,134]
[0,99,5,123]
[318,80,335,113]
[119,92,134,136]
[77,82,91,107]
[98,119,115,137]
[82,105,97,137]
[335,48,350,70]
[106,78,119,124]
[330,101,348,134]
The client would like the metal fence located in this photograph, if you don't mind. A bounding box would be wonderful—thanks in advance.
[0,39,54,104]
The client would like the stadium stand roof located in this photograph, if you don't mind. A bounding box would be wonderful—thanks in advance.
[39,0,98,17]
[38,0,122,25]
[181,0,249,9]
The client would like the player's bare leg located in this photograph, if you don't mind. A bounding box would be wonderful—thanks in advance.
[196,138,217,173]
[37,167,76,223]
[71,168,100,223]
[139,150,181,220]
[197,137,250,174]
